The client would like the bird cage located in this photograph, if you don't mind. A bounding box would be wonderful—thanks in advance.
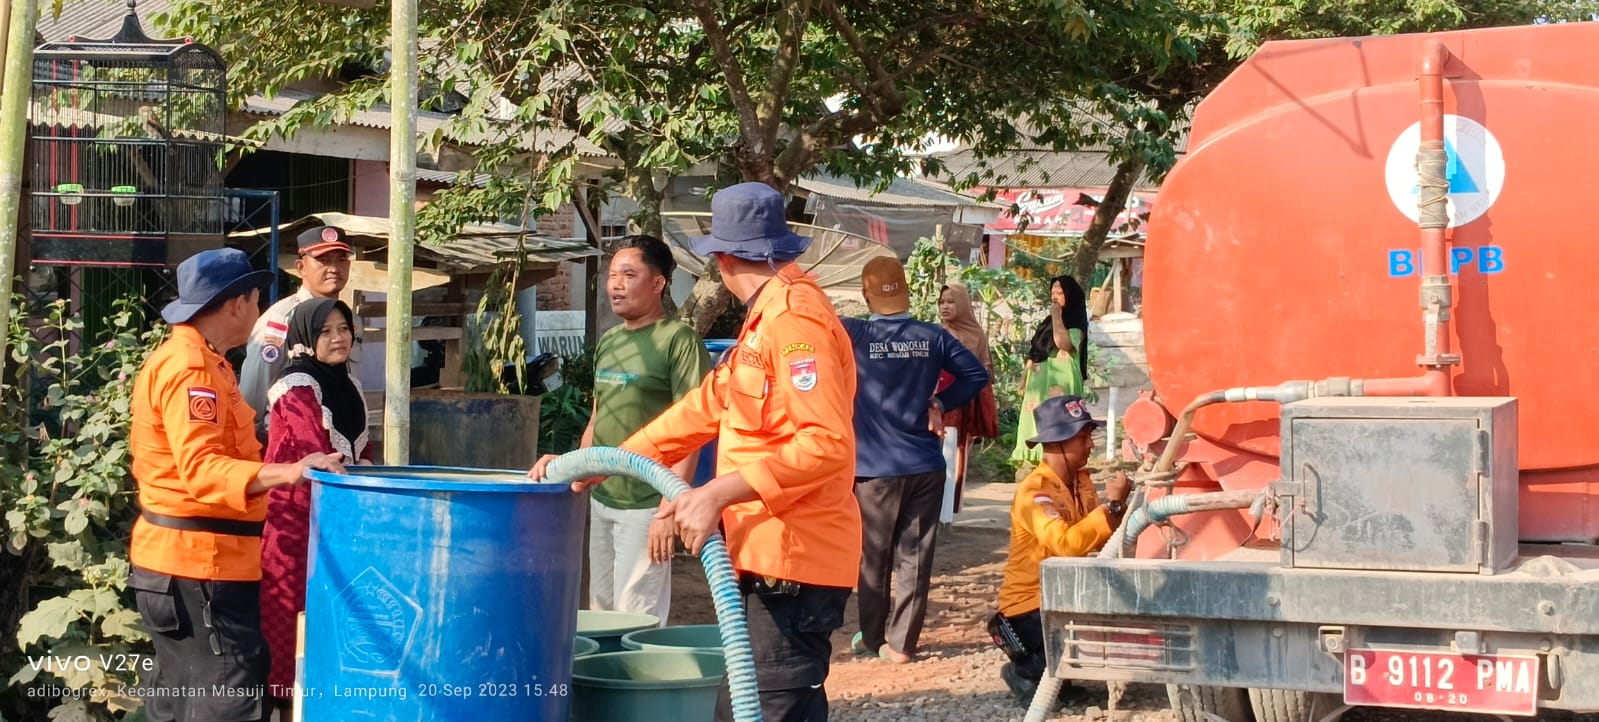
[28,1,228,267]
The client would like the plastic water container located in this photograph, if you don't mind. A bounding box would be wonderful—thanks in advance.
[302,466,585,721]
[576,610,660,653]
[569,650,727,722]
[692,339,738,487]
[620,624,724,653]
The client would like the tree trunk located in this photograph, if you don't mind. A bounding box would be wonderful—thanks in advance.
[1073,154,1146,292]
[680,262,743,336]
[623,161,664,238]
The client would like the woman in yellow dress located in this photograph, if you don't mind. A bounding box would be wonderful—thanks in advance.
[1010,275,1089,467]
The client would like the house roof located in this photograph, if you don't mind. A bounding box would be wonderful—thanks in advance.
[36,5,608,160]
[36,0,174,42]
[794,171,999,209]
[230,211,598,275]
[931,118,1191,191]
[239,89,606,157]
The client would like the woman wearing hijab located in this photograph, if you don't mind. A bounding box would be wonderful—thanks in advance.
[1010,275,1089,467]
[259,297,369,710]
[936,283,998,523]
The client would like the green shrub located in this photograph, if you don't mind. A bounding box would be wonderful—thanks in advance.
[2,298,166,722]
[536,348,595,456]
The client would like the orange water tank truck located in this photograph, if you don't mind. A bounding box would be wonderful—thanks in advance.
[1040,21,1599,722]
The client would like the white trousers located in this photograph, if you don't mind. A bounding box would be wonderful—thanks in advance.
[940,427,962,524]
[588,498,671,625]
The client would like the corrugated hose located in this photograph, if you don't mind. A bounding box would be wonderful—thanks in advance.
[544,447,763,722]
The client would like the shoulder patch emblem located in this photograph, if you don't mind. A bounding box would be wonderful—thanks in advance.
[781,342,814,356]
[260,344,281,364]
[788,357,817,392]
[188,387,219,424]
[1032,493,1061,519]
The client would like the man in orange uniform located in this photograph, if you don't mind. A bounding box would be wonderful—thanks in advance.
[535,182,860,722]
[991,394,1129,705]
[129,249,345,722]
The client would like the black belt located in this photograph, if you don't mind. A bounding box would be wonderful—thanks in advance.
[140,510,264,537]
[739,573,802,597]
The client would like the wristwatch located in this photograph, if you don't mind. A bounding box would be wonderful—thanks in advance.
[1105,500,1127,516]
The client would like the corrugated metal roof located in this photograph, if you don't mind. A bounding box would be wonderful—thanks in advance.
[36,0,175,43]
[934,148,1163,190]
[931,117,1191,191]
[794,171,1000,208]
[241,89,606,156]
[42,3,612,161]
[415,168,491,186]
[230,211,598,274]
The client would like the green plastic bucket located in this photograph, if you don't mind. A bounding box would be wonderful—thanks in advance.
[569,650,727,722]
[574,635,601,659]
[577,610,659,653]
[620,624,724,653]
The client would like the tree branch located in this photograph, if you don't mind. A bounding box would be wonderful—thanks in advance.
[818,0,893,92]
[882,9,988,54]
[774,106,884,181]
[760,1,813,148]
[689,0,761,150]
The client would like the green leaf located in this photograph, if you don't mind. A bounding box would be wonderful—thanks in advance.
[100,609,147,643]
[17,596,82,647]
[68,587,121,619]
[63,510,88,536]
[47,698,93,722]
[47,541,90,572]
[9,661,41,688]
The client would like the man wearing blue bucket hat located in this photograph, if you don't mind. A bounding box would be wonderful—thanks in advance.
[535,182,861,722]
[990,394,1129,706]
[129,248,346,722]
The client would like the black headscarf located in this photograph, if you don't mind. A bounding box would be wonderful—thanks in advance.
[1028,275,1089,380]
[281,298,366,446]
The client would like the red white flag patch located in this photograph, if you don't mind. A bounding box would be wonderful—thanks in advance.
[788,358,817,392]
[188,387,219,424]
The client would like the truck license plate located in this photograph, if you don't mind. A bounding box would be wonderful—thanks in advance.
[1344,649,1538,716]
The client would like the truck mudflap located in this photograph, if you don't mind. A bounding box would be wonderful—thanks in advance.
[1040,549,1599,712]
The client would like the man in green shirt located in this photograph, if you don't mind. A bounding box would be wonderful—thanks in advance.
[547,234,710,623]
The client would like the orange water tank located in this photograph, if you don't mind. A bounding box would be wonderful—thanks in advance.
[1143,23,1599,543]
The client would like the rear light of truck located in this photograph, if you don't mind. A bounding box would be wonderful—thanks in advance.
[1058,619,1195,672]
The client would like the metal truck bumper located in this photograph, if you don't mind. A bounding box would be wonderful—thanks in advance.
[1040,549,1599,711]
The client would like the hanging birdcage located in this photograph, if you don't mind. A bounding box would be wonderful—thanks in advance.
[28,0,228,267]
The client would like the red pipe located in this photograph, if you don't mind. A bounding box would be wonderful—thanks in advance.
[1418,40,1449,281]
[1366,39,1455,399]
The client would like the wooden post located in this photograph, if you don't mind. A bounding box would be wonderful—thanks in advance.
[0,0,39,364]
[382,0,419,465]
[574,186,604,349]
[1111,257,1123,315]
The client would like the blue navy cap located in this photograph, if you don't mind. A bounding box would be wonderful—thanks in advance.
[1026,395,1100,448]
[690,182,812,262]
[160,248,273,324]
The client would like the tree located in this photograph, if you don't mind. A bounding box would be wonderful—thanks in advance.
[160,0,1199,328]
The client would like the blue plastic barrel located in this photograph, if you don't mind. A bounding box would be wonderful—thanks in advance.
[302,466,586,721]
[692,339,738,487]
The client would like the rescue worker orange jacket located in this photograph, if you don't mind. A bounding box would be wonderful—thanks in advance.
[998,463,1113,617]
[622,263,863,588]
[130,325,268,581]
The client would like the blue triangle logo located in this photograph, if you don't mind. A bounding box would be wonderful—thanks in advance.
[1412,138,1480,195]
